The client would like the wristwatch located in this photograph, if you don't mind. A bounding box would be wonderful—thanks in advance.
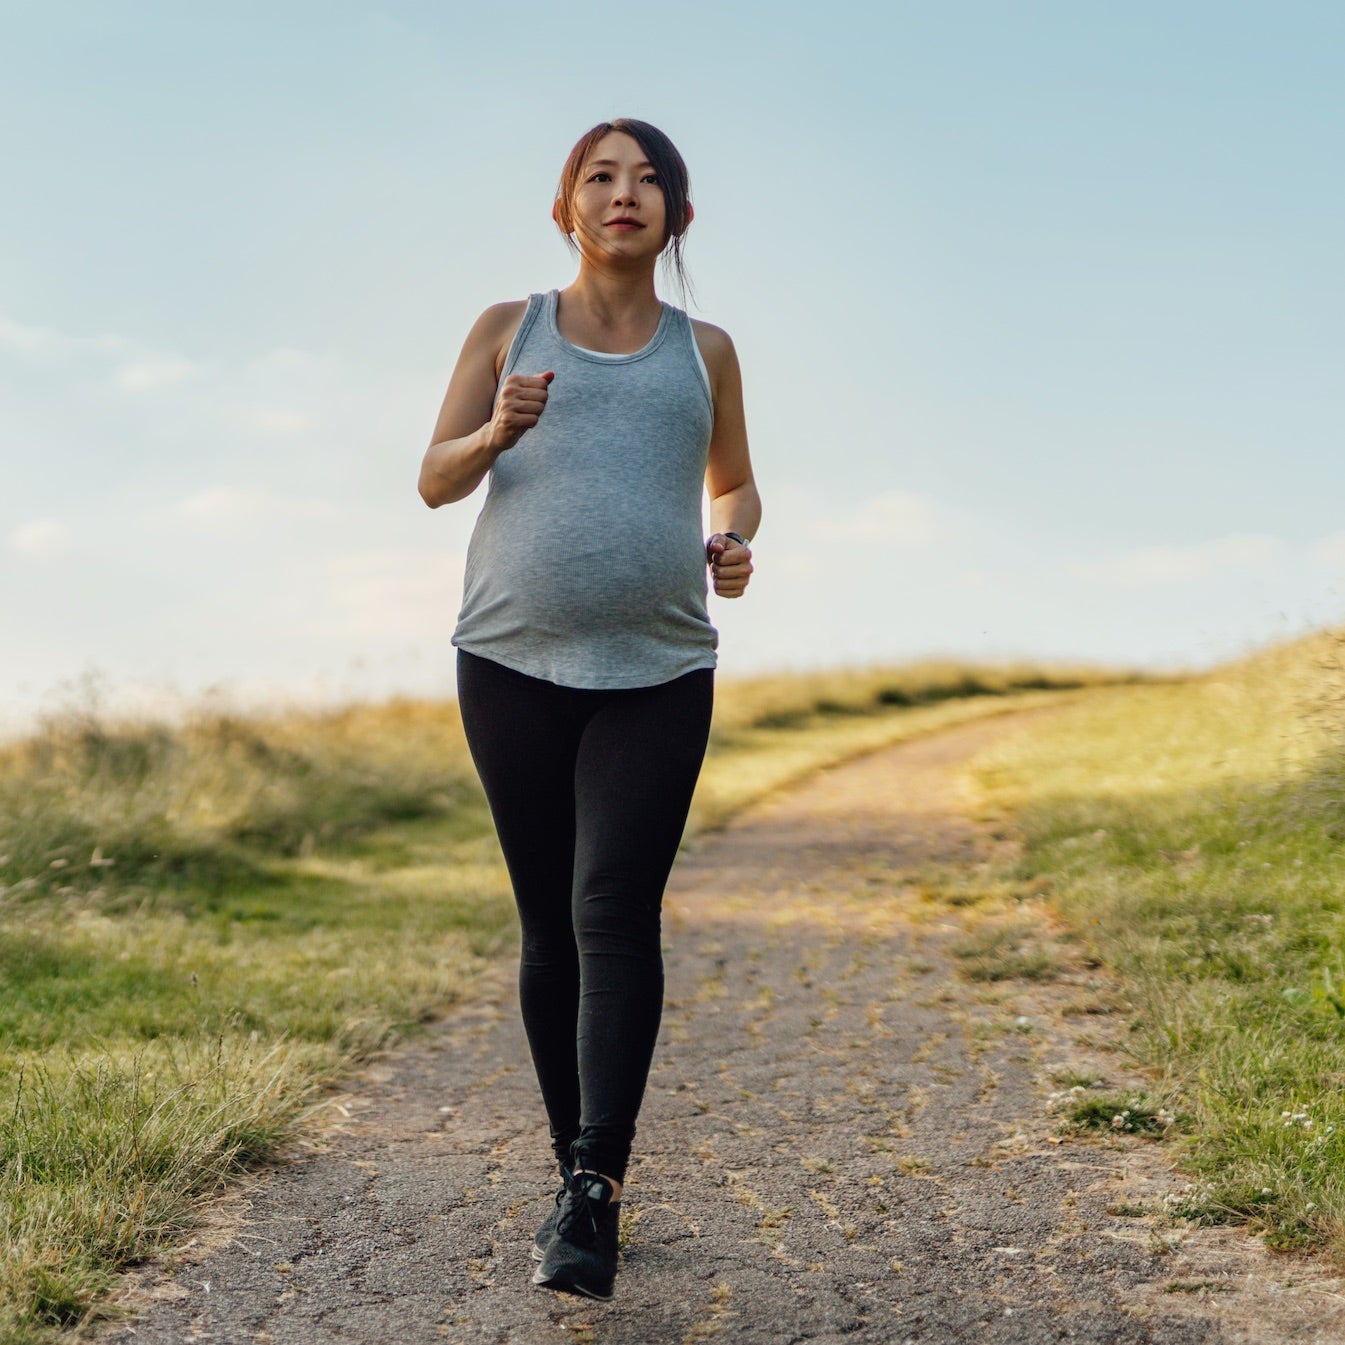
[723,531,749,547]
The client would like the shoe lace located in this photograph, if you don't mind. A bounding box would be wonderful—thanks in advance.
[556,1172,608,1244]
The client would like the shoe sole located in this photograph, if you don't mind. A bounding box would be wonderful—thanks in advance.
[530,1266,614,1301]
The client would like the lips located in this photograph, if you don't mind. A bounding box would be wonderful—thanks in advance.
[604,218,644,228]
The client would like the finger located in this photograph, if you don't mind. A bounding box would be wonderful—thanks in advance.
[510,371,555,389]
[500,391,543,417]
[708,538,751,562]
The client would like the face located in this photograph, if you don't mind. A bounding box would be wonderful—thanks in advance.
[556,131,682,261]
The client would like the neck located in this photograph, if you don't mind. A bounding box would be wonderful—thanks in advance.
[563,259,661,325]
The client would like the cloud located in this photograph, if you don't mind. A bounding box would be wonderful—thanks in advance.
[805,490,962,548]
[300,550,467,640]
[113,357,200,392]
[8,519,71,559]
[0,311,428,505]
[0,313,130,361]
[173,486,341,527]
[1310,533,1345,571]
[1070,533,1285,586]
[255,346,325,373]
[236,406,317,435]
[0,311,208,399]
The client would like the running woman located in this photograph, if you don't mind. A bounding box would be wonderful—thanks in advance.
[417,118,760,1301]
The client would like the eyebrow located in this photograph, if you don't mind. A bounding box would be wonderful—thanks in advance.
[584,159,656,170]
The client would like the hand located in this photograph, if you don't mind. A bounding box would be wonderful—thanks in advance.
[706,533,753,598]
[485,371,554,453]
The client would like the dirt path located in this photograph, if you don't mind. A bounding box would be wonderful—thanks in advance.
[102,713,1345,1343]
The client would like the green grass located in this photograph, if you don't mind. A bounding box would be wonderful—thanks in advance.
[1061,1092,1174,1136]
[0,660,1117,1341]
[973,629,1345,1257]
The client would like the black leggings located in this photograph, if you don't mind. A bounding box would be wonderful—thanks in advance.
[456,649,714,1184]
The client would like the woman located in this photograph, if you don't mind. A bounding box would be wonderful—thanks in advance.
[417,118,760,1301]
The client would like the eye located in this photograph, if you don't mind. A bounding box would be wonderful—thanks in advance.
[588,172,610,182]
[643,173,659,184]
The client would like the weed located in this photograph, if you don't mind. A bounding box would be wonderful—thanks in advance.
[1062,1092,1174,1136]
[948,923,1058,983]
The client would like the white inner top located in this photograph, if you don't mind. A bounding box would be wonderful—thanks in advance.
[570,339,713,405]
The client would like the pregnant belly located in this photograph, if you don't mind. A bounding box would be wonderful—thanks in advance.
[466,512,708,635]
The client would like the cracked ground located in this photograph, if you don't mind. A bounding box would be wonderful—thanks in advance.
[100,713,1345,1343]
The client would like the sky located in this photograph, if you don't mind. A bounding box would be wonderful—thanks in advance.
[3,1,1343,729]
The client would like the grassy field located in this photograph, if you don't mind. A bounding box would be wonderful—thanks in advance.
[0,659,1112,1343]
[972,630,1345,1258]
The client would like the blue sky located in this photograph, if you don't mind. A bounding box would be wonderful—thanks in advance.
[3,2,1343,726]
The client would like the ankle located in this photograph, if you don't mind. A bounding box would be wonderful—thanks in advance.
[573,1168,623,1201]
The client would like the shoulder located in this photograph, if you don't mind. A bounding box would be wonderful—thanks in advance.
[688,317,735,358]
[688,318,741,398]
[480,298,532,327]
[688,317,739,380]
[463,299,533,381]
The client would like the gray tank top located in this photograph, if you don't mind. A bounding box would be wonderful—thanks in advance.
[451,289,718,689]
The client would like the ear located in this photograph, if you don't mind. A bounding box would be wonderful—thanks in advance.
[686,201,695,225]
[551,200,561,226]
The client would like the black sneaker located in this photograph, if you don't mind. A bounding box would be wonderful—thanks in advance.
[530,1170,620,1301]
[531,1161,574,1261]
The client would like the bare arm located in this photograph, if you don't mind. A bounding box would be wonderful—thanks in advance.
[695,321,762,597]
[418,302,554,508]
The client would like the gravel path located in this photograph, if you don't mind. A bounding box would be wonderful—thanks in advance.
[103,713,1345,1343]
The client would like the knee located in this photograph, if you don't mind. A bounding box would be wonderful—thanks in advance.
[572,887,662,958]
[519,919,578,967]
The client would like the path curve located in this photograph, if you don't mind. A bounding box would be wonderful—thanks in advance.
[102,712,1344,1344]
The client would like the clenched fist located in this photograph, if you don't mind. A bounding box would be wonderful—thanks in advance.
[486,370,555,454]
[706,533,754,598]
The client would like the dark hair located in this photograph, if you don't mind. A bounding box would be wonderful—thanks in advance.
[554,119,695,307]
